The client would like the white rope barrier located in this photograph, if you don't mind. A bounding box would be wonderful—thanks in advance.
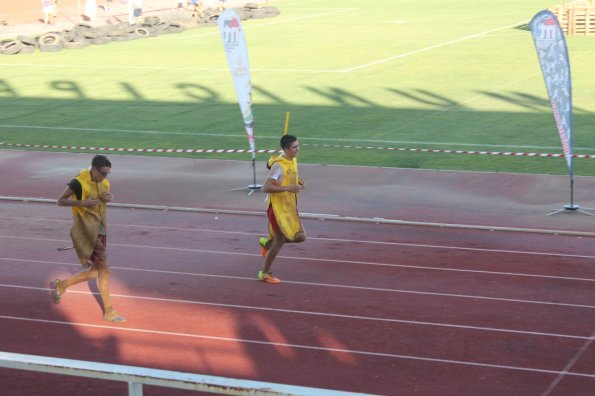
[1,141,594,158]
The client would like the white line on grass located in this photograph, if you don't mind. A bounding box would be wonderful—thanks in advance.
[0,8,357,75]
[0,124,235,137]
[0,282,592,341]
[340,20,530,72]
[0,314,593,378]
[3,124,592,151]
[0,62,340,74]
[169,8,358,41]
[0,63,230,72]
[0,19,529,74]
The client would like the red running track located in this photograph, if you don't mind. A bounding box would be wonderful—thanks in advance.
[1,151,595,395]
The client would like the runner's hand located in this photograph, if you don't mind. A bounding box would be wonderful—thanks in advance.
[82,198,100,207]
[286,184,302,193]
[100,192,113,202]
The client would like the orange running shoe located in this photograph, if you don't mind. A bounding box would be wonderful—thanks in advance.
[258,271,281,284]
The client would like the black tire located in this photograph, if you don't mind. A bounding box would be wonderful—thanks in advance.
[134,27,150,37]
[17,35,37,47]
[61,30,78,42]
[39,33,62,45]
[207,13,221,22]
[126,23,140,33]
[107,29,127,37]
[90,36,111,45]
[1,40,24,55]
[166,23,185,34]
[39,43,63,52]
[18,45,36,54]
[110,35,130,42]
[234,9,247,19]
[81,29,102,39]
[155,22,170,31]
[265,7,281,16]
[75,23,93,30]
[140,23,158,32]
[144,16,160,26]
[73,23,93,35]
[114,22,130,29]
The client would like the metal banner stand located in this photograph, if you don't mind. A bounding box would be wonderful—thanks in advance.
[547,175,595,216]
[231,157,262,196]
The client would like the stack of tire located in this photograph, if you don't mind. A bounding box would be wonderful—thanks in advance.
[173,4,280,28]
[0,4,280,56]
[243,3,280,19]
[0,17,185,55]
[0,36,37,55]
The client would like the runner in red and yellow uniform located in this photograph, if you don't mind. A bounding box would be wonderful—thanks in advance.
[258,135,306,284]
[51,155,125,323]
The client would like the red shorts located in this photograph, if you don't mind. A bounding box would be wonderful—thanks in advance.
[90,234,107,263]
[267,205,280,234]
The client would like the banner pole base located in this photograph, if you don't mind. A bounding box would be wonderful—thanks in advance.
[230,157,262,196]
[230,184,263,196]
[547,204,595,216]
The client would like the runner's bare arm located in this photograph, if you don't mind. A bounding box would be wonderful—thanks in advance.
[57,186,99,207]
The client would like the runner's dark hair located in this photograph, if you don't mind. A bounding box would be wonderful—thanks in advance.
[280,134,297,150]
[92,155,111,169]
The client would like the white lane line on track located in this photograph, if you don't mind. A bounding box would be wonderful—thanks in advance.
[0,282,591,341]
[1,233,595,283]
[3,216,595,261]
[1,257,594,309]
[0,314,592,378]
[541,332,595,396]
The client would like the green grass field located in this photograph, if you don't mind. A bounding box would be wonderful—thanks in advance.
[1,0,594,175]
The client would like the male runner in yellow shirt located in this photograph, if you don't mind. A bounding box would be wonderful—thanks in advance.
[259,135,306,284]
[51,155,125,323]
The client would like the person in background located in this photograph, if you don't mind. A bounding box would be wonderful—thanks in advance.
[129,0,143,23]
[51,155,126,324]
[190,0,203,16]
[41,0,56,25]
[84,0,97,21]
